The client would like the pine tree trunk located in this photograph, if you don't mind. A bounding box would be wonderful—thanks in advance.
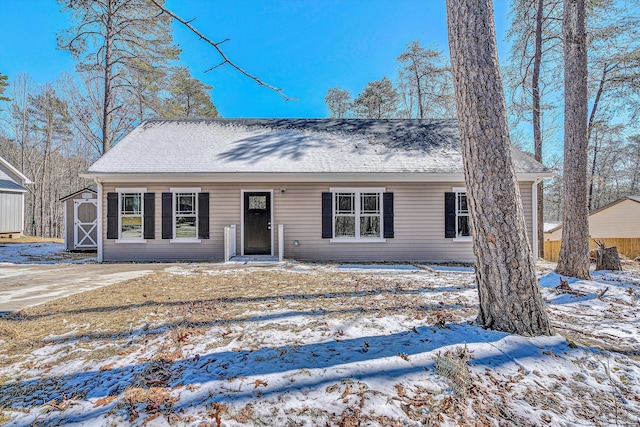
[101,0,115,154]
[446,0,552,336]
[556,0,591,280]
[533,0,545,258]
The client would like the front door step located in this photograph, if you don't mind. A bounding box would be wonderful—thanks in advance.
[228,255,279,265]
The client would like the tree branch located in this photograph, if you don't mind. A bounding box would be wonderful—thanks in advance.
[149,0,295,102]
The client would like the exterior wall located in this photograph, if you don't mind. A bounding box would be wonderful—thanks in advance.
[64,192,98,250]
[589,200,640,238]
[545,228,562,241]
[101,181,535,263]
[0,191,24,234]
[544,199,640,241]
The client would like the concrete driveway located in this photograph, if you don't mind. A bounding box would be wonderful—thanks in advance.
[0,263,171,314]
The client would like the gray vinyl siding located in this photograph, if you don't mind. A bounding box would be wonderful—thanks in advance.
[0,191,24,233]
[101,181,535,262]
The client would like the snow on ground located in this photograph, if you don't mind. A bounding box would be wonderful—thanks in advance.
[0,262,639,426]
[0,243,94,264]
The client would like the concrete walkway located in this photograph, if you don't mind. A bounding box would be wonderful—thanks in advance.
[0,263,171,314]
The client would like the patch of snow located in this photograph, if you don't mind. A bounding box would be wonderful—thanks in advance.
[1,262,639,426]
[0,243,94,264]
[337,264,422,272]
[428,264,475,273]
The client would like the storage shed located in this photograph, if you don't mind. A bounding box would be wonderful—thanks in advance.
[0,156,32,238]
[60,188,98,251]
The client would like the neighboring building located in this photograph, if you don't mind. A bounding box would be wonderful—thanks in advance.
[81,119,552,263]
[0,156,32,238]
[59,188,98,251]
[545,196,640,241]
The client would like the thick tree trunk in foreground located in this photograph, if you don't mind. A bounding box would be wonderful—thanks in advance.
[556,0,591,279]
[446,0,552,336]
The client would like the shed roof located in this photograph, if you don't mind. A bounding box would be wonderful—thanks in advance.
[85,119,551,176]
[59,187,97,202]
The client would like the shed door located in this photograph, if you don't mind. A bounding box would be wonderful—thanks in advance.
[243,192,271,255]
[74,199,98,248]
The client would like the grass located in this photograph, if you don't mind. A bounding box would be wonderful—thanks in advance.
[0,268,476,364]
[0,235,63,244]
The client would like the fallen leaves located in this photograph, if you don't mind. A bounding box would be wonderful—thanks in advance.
[254,379,268,388]
[93,395,117,407]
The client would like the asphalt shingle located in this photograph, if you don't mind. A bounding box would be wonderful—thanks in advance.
[87,119,550,175]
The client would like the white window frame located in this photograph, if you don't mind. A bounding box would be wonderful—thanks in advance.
[452,187,472,242]
[115,187,147,244]
[329,187,386,243]
[170,187,201,243]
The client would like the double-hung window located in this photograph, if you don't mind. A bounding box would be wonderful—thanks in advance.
[174,192,197,239]
[454,188,471,239]
[107,188,152,242]
[331,188,384,241]
[167,188,202,242]
[120,191,143,239]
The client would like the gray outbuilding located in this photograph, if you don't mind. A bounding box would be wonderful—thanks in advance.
[0,156,32,238]
[59,188,98,251]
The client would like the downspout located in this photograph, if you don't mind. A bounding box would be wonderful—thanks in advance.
[96,178,103,263]
[21,190,26,237]
[531,177,543,264]
[63,201,67,249]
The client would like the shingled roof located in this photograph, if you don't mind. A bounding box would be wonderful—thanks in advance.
[86,119,550,176]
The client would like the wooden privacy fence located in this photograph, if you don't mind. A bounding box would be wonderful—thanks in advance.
[543,238,640,262]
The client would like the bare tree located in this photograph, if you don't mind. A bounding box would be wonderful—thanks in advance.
[585,1,640,208]
[506,0,563,258]
[446,0,552,335]
[58,0,180,153]
[629,135,640,192]
[324,87,352,118]
[30,84,72,236]
[556,0,591,279]
[396,40,454,119]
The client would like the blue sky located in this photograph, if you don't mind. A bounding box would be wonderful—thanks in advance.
[0,0,513,119]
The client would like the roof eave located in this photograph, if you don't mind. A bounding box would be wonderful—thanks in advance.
[59,187,98,202]
[0,156,33,185]
[80,171,553,183]
[0,186,28,193]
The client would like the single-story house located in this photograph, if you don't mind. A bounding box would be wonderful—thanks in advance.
[59,188,98,251]
[81,119,552,263]
[0,156,32,238]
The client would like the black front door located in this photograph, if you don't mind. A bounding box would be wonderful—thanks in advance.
[244,192,271,255]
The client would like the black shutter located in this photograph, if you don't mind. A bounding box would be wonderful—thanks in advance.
[445,192,456,238]
[106,192,118,239]
[143,193,155,239]
[322,192,332,238]
[162,192,172,239]
[383,192,394,238]
[198,192,210,239]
